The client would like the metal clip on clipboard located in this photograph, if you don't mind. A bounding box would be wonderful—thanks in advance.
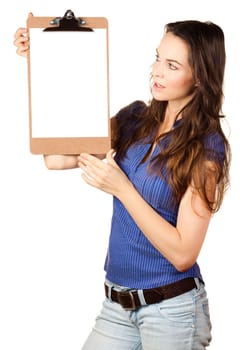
[43,9,94,32]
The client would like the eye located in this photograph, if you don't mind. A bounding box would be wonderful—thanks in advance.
[168,62,178,70]
[155,54,161,62]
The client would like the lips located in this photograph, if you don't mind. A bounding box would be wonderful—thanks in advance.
[153,82,165,89]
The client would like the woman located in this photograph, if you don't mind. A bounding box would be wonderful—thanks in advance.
[14,18,231,349]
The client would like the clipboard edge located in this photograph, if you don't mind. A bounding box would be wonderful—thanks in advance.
[27,16,108,29]
[30,137,111,155]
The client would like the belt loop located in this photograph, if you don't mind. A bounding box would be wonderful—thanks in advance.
[194,277,200,289]
[107,285,113,302]
[137,289,147,306]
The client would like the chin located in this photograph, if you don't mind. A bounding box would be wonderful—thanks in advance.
[152,95,167,101]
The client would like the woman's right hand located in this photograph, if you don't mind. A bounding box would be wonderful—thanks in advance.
[13,27,29,57]
[13,13,33,57]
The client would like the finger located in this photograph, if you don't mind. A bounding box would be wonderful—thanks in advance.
[14,36,29,48]
[77,154,94,169]
[77,153,88,164]
[79,153,105,170]
[14,27,28,40]
[78,158,100,180]
[106,149,116,166]
[81,171,99,188]
[106,149,116,161]
[15,43,29,57]
[80,163,103,189]
[106,149,118,168]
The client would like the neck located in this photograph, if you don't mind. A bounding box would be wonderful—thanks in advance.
[158,103,184,136]
[165,103,183,120]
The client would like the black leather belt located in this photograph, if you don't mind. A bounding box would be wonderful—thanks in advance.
[105,278,198,311]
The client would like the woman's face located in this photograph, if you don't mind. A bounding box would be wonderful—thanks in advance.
[151,32,195,109]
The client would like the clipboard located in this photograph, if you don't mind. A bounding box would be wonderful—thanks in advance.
[27,10,111,154]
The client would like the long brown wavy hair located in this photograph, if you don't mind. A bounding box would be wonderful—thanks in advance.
[113,20,231,212]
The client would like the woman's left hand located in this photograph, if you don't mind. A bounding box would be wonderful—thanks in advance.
[77,149,133,197]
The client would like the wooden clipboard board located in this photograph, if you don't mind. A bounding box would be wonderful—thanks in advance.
[27,10,111,154]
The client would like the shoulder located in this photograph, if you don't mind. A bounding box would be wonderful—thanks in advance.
[115,100,147,121]
[112,100,148,156]
[204,131,225,150]
[114,100,148,136]
[203,131,227,162]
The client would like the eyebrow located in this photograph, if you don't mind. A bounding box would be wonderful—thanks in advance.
[156,48,183,67]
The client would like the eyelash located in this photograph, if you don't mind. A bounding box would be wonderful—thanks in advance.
[168,62,177,70]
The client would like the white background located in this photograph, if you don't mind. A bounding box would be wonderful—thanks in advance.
[1,1,244,349]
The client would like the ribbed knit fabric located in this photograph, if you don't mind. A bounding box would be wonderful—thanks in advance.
[104,101,225,289]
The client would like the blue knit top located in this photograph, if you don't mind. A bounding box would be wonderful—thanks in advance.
[104,101,225,289]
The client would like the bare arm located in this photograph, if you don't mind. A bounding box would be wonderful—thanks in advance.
[118,181,211,272]
[78,151,214,271]
[43,155,79,169]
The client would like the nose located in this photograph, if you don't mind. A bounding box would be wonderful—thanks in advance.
[152,61,164,78]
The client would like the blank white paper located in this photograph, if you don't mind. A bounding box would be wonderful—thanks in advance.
[29,29,108,138]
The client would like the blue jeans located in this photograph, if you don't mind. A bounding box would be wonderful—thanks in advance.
[82,279,212,350]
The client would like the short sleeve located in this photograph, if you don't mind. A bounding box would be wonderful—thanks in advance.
[115,100,147,125]
[204,132,226,164]
[114,100,147,150]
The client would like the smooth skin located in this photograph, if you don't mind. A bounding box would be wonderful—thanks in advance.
[14,24,213,272]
